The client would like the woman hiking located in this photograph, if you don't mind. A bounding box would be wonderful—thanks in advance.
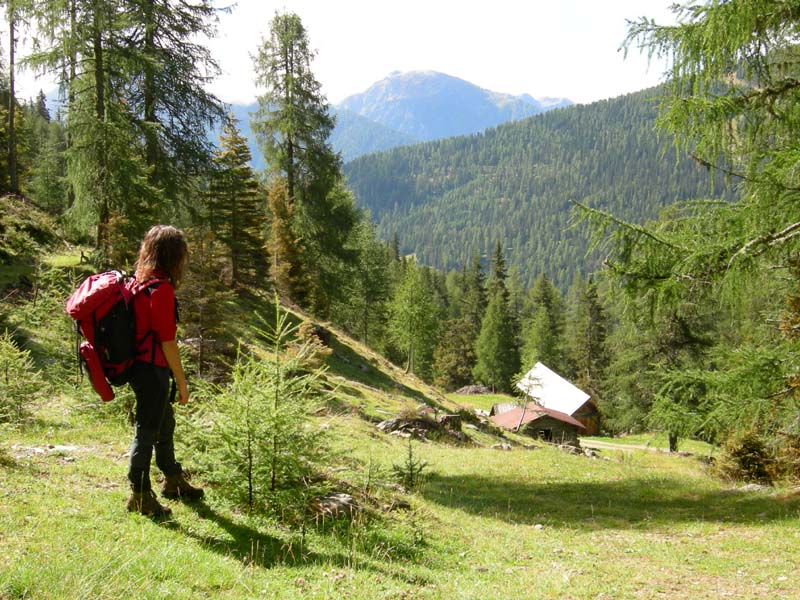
[126,225,203,516]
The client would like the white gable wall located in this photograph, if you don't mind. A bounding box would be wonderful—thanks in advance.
[516,362,591,416]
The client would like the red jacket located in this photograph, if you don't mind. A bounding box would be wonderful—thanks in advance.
[131,272,177,368]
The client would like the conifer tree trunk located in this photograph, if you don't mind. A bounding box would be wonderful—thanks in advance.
[363,288,369,343]
[92,17,109,249]
[66,0,77,208]
[143,0,158,181]
[7,13,17,193]
[282,18,295,203]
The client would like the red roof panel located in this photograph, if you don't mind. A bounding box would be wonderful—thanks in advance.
[491,403,585,431]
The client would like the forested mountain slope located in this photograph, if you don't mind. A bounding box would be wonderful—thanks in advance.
[344,87,730,288]
[328,108,419,162]
[228,70,571,164]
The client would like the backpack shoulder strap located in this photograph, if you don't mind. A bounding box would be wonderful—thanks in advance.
[129,276,168,298]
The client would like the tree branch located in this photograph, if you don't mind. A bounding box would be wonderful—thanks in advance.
[572,200,681,250]
[728,220,800,268]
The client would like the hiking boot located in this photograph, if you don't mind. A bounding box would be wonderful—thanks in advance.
[127,490,172,517]
[162,472,204,500]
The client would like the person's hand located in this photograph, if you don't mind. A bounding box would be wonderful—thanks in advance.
[178,380,189,405]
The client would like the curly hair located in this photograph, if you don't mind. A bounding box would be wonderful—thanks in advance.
[134,225,188,286]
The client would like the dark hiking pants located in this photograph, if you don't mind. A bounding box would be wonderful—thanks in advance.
[127,362,181,492]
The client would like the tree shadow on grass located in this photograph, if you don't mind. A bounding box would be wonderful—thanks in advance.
[169,501,433,585]
[325,334,437,407]
[163,501,310,569]
[422,473,800,529]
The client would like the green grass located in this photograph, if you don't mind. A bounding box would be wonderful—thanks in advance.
[0,263,34,288]
[448,392,519,412]
[585,433,717,455]
[2,263,799,599]
[43,250,85,268]
[3,397,799,600]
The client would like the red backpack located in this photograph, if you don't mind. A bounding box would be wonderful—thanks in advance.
[65,271,165,401]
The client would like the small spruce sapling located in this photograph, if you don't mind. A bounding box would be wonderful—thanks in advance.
[208,300,331,515]
[392,438,428,491]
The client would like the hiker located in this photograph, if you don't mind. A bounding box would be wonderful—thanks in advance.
[126,224,204,516]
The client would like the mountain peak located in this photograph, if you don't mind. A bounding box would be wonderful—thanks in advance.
[338,71,572,143]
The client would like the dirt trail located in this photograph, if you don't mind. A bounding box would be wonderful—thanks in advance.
[581,439,671,453]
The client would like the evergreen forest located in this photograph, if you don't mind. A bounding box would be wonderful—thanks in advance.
[345,86,733,290]
[2,0,800,545]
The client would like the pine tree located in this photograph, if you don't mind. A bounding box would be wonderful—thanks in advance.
[461,253,487,340]
[565,273,609,400]
[473,287,520,392]
[388,261,438,377]
[207,117,264,286]
[346,218,391,346]
[489,241,508,299]
[432,319,476,391]
[506,265,527,349]
[432,253,486,385]
[179,226,236,379]
[26,115,68,214]
[34,90,49,122]
[267,177,307,303]
[521,273,566,373]
[2,0,24,193]
[299,181,359,316]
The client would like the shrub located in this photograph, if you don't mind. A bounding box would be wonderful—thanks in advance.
[769,434,800,482]
[716,430,773,484]
[0,331,41,422]
[0,195,58,266]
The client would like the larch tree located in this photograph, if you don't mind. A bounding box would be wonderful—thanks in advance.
[388,260,438,377]
[252,11,356,312]
[267,176,308,303]
[123,0,226,200]
[579,0,800,447]
[66,0,155,257]
[26,0,225,255]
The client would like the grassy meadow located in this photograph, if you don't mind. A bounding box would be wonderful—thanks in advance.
[2,254,800,599]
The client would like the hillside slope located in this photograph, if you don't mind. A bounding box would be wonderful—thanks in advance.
[344,87,731,288]
[328,108,420,163]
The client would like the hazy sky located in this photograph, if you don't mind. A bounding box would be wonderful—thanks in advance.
[16,0,678,106]
[205,0,678,105]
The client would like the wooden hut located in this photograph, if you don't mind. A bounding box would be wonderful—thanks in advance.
[516,362,600,435]
[491,403,585,445]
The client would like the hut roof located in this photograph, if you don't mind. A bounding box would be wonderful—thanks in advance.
[491,403,585,431]
[516,362,591,416]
